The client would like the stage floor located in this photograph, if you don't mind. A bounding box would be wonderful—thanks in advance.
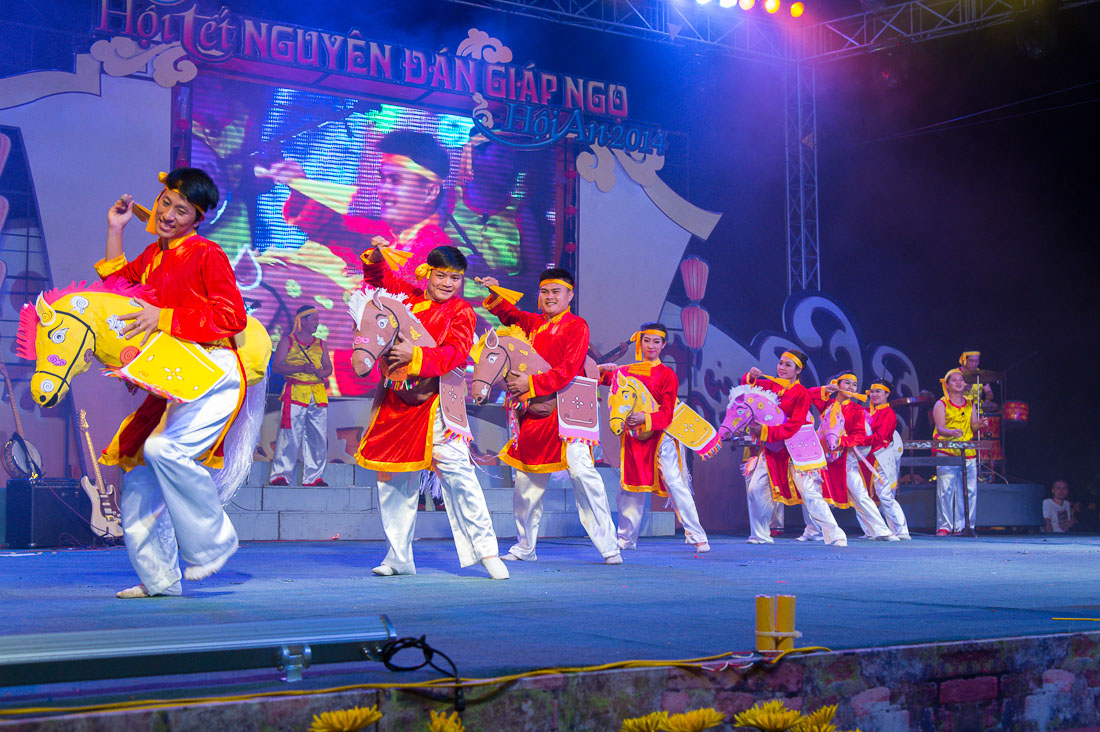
[2,533,1098,705]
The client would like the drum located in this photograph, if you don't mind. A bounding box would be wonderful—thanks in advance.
[1003,401,1029,423]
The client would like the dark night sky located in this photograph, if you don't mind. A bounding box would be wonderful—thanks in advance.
[3,0,1097,495]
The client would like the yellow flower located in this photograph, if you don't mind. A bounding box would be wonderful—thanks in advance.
[308,705,383,732]
[732,700,803,731]
[428,709,466,732]
[793,704,837,732]
[660,707,727,732]
[621,711,670,732]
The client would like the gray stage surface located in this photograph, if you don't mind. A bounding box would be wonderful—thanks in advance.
[1,534,1098,703]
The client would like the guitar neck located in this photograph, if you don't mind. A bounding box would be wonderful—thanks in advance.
[1,368,24,438]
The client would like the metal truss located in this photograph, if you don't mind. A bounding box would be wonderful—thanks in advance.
[784,63,820,292]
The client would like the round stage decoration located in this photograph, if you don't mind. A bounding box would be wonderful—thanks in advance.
[680,304,710,352]
[679,256,710,302]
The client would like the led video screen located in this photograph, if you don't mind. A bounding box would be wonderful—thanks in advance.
[189,75,565,397]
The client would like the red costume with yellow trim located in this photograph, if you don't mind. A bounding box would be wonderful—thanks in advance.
[858,402,899,494]
[356,260,475,472]
[484,294,590,473]
[741,374,812,505]
[600,361,678,496]
[95,233,247,469]
[810,387,868,509]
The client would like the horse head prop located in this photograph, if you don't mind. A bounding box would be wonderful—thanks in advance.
[717,384,786,441]
[817,400,846,461]
[18,279,271,409]
[348,286,436,381]
[469,325,598,405]
[18,279,161,408]
[606,370,658,437]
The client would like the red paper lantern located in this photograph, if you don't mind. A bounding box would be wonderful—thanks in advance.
[680,304,710,351]
[680,257,710,302]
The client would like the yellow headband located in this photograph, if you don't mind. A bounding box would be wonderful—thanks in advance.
[414,262,464,280]
[959,350,980,366]
[868,381,891,394]
[781,351,804,369]
[381,154,443,185]
[156,171,207,213]
[293,307,318,333]
[941,368,964,398]
[630,329,666,360]
[540,278,574,291]
[832,373,857,385]
[144,172,206,235]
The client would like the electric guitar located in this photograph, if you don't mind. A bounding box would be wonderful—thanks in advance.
[0,361,43,480]
[78,410,123,539]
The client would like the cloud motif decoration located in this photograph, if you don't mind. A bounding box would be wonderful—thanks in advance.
[457,29,513,63]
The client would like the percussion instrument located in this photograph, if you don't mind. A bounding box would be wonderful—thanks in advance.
[888,395,934,408]
[1003,401,1029,423]
[961,369,1002,385]
[0,362,43,480]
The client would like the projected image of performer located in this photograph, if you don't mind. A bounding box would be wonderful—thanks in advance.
[478,270,623,565]
[741,352,847,547]
[598,323,709,553]
[98,169,245,598]
[933,368,988,535]
[357,245,508,580]
[269,306,331,488]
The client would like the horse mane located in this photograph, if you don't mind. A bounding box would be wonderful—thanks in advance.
[347,285,411,329]
[470,324,530,363]
[16,278,153,360]
[725,383,778,406]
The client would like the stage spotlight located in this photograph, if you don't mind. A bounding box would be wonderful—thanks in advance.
[720,0,737,6]
[765,0,780,12]
[739,0,756,9]
[696,0,713,4]
[790,1,805,16]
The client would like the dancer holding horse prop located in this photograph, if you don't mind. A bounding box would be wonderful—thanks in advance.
[810,374,896,541]
[599,322,713,554]
[476,269,622,565]
[67,169,264,597]
[734,351,847,547]
[863,378,910,539]
[355,243,507,579]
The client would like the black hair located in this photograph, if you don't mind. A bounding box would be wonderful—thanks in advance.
[539,268,575,288]
[377,130,450,183]
[296,305,316,315]
[639,322,667,337]
[785,349,809,369]
[869,376,894,391]
[164,168,218,218]
[427,245,467,273]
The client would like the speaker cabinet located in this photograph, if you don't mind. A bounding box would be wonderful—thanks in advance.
[5,479,95,549]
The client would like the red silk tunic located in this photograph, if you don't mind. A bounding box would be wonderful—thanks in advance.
[281,190,453,398]
[355,261,475,472]
[486,295,591,473]
[810,389,869,509]
[858,403,899,494]
[742,375,813,505]
[95,234,247,470]
[601,361,677,496]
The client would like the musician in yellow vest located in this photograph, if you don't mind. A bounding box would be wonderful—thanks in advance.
[270,306,332,487]
[958,350,995,408]
[932,368,988,535]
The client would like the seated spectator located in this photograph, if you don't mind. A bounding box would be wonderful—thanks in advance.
[1043,480,1076,533]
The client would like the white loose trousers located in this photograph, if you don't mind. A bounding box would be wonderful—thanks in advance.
[271,398,328,485]
[616,434,707,549]
[936,457,978,533]
[120,348,240,596]
[746,455,846,545]
[376,409,499,575]
[872,444,909,537]
[845,450,892,538]
[508,441,619,560]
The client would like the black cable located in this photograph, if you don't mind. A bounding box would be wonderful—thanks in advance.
[376,636,465,713]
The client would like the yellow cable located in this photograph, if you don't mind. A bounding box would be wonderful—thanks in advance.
[0,651,748,718]
[764,646,832,664]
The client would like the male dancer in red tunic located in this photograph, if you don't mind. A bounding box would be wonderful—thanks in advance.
[98,168,246,597]
[599,323,708,552]
[477,270,622,564]
[810,373,895,541]
[358,245,507,579]
[742,351,846,546]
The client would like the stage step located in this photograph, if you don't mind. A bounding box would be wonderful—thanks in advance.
[226,461,676,542]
